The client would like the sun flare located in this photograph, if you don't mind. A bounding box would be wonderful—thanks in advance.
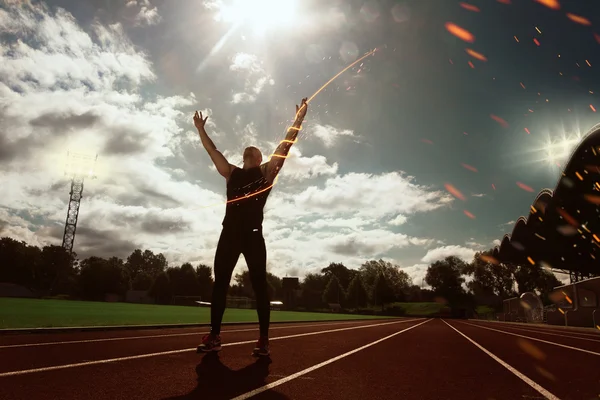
[215,0,298,35]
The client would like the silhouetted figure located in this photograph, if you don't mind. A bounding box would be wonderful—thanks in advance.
[194,98,308,356]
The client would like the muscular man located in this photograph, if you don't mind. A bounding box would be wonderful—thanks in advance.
[195,98,308,356]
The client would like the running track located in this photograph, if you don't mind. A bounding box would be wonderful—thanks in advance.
[1,318,599,399]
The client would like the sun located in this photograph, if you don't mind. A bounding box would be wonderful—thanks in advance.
[215,0,298,35]
[541,132,583,168]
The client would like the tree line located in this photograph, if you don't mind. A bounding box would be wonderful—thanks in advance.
[0,236,562,311]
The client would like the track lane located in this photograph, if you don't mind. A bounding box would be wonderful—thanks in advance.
[449,320,600,400]
[260,318,548,400]
[469,319,600,340]
[466,320,600,353]
[0,319,402,373]
[0,319,389,347]
[0,318,424,400]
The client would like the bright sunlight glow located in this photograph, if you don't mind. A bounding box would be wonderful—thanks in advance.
[541,132,582,167]
[215,0,298,35]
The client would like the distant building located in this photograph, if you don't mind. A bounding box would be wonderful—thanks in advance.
[0,283,34,298]
[125,290,154,304]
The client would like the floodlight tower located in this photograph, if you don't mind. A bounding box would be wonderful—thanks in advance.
[62,152,98,254]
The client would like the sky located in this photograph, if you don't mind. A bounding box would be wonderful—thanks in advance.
[1,0,600,286]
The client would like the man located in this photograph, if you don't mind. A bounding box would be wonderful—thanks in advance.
[195,98,308,356]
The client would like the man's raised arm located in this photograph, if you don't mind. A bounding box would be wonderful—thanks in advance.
[263,98,308,183]
[194,111,235,180]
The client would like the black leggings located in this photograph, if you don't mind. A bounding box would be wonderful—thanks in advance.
[210,227,270,337]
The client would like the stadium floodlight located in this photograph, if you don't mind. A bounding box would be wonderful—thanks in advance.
[61,151,98,254]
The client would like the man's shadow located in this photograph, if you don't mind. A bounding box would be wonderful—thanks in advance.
[163,352,289,400]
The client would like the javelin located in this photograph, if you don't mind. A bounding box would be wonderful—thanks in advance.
[197,48,378,209]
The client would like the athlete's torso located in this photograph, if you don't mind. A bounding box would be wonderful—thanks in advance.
[222,166,272,231]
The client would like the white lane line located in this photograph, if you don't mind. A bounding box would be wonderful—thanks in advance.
[471,320,600,338]
[442,320,559,400]
[231,319,431,400]
[0,318,422,378]
[0,320,375,349]
[459,321,600,357]
[467,322,600,343]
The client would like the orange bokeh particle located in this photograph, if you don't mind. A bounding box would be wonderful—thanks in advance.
[534,0,560,10]
[591,104,597,112]
[460,3,480,12]
[492,184,496,190]
[421,138,434,144]
[557,208,580,227]
[533,38,541,46]
[584,194,600,205]
[464,210,476,219]
[468,61,475,69]
[497,0,511,4]
[465,48,488,61]
[525,127,531,134]
[594,33,600,44]
[445,22,475,43]
[490,114,509,128]
[516,181,535,192]
[520,82,526,89]
[445,183,466,201]
[480,254,500,264]
[462,163,478,172]
[566,13,591,26]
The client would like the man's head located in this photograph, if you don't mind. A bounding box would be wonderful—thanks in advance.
[243,146,263,169]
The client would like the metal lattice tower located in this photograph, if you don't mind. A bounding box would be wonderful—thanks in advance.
[61,152,97,254]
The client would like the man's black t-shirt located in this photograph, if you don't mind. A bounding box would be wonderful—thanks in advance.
[222,166,272,231]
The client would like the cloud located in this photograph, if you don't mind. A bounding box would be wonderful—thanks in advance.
[421,245,476,263]
[275,147,338,182]
[229,53,274,104]
[401,263,429,286]
[311,124,356,147]
[492,239,501,246]
[283,172,453,220]
[326,230,432,257]
[126,0,162,26]
[388,214,407,226]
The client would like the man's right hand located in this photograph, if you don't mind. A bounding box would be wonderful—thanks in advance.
[194,111,208,130]
[294,98,308,124]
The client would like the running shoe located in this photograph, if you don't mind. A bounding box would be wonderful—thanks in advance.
[252,336,270,356]
[197,333,222,353]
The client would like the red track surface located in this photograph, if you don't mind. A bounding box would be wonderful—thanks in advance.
[1,318,598,399]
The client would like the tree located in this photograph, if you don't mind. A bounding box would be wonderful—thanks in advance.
[266,272,282,300]
[321,263,356,291]
[167,264,200,296]
[300,272,329,310]
[358,259,412,301]
[79,256,128,301]
[149,272,172,304]
[372,273,394,311]
[425,256,467,304]
[131,272,154,291]
[0,237,40,289]
[38,245,76,295]
[464,252,517,300]
[196,264,213,302]
[234,270,253,298]
[125,249,168,283]
[406,285,423,302]
[346,275,368,308]
[322,275,345,305]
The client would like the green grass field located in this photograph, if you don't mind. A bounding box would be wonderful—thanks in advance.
[0,298,397,329]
